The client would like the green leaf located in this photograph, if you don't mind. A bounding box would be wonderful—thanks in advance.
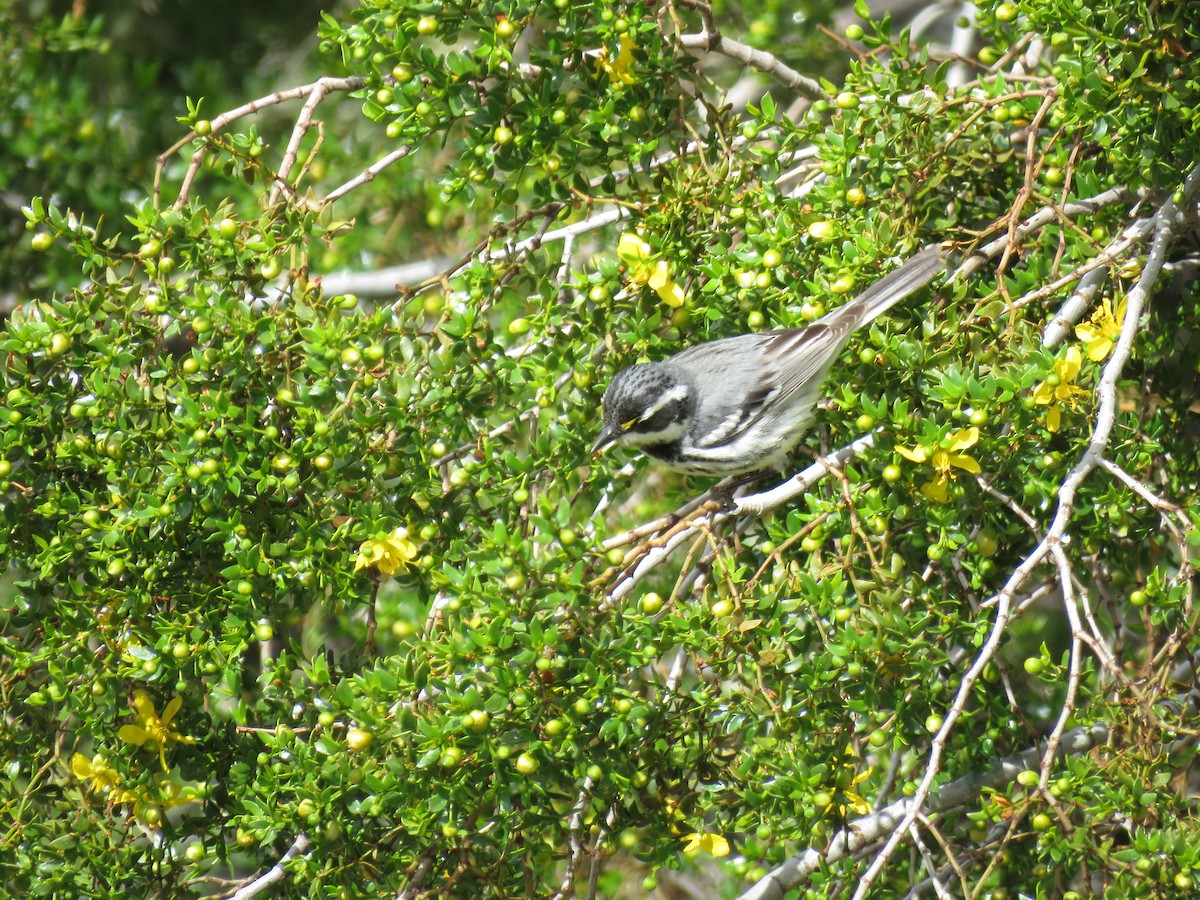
[760,91,776,122]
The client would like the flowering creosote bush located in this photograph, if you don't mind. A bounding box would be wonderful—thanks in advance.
[617,232,687,308]
[895,427,981,504]
[2,0,1200,898]
[355,527,419,575]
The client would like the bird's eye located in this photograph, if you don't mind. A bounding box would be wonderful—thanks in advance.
[620,418,639,431]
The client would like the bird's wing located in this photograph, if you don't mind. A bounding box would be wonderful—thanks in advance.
[669,328,839,449]
[668,247,945,451]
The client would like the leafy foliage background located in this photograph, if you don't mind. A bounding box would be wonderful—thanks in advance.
[2,0,1199,897]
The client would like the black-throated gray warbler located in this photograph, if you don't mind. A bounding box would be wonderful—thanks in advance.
[593,246,945,476]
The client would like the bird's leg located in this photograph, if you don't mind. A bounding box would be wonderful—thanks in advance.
[708,470,770,513]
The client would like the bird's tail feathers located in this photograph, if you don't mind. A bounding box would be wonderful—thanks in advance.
[832,244,946,328]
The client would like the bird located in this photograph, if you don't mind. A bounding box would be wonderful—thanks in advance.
[592,245,945,476]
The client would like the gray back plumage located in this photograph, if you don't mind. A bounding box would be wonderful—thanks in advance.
[668,246,944,451]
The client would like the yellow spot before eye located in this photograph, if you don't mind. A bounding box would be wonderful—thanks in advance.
[621,419,639,431]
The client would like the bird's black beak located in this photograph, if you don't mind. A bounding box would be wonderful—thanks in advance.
[592,427,617,457]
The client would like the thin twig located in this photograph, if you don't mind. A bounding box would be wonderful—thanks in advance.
[950,185,1135,281]
[1097,456,1191,549]
[678,10,826,101]
[226,834,311,900]
[395,852,434,900]
[600,435,876,607]
[908,822,953,899]
[1042,265,1108,347]
[1038,544,1085,783]
[325,144,415,204]
[155,76,364,211]
[549,777,597,900]
[269,78,348,208]
[734,434,877,516]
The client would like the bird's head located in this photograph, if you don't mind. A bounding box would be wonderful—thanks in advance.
[593,363,693,455]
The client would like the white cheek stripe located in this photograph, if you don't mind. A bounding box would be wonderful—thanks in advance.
[640,383,690,420]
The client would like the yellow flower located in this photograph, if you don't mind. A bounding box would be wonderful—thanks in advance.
[145,774,202,810]
[840,787,871,816]
[71,753,137,803]
[129,775,204,825]
[355,526,418,575]
[832,747,873,816]
[681,831,730,857]
[617,233,686,308]
[595,32,636,88]
[896,428,981,503]
[1033,346,1089,432]
[118,693,196,771]
[1075,297,1126,362]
